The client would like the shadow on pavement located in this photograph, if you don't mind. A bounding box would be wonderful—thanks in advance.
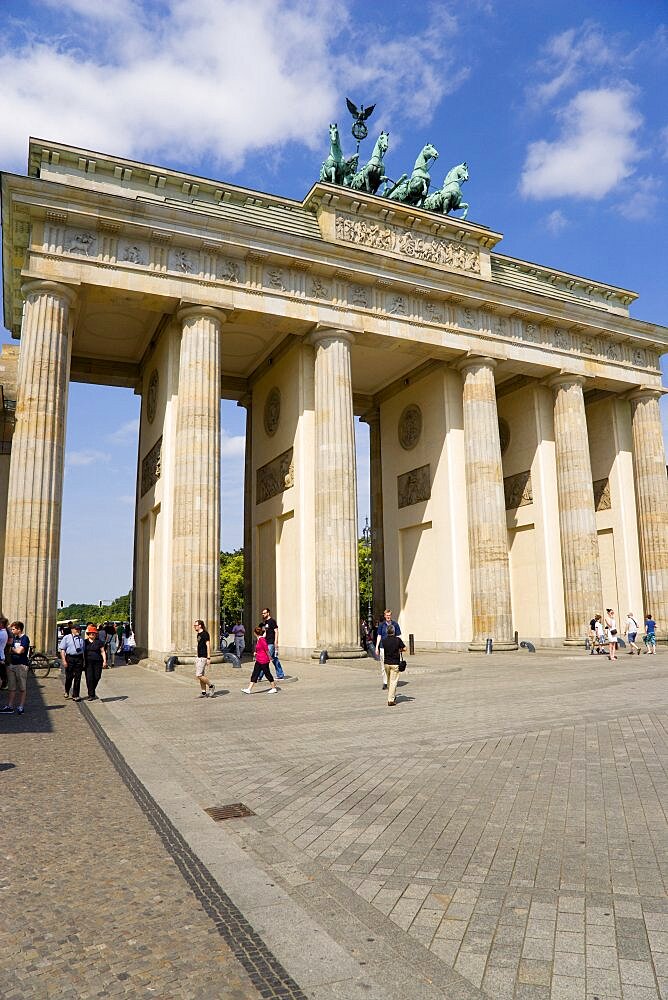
[0,672,58,733]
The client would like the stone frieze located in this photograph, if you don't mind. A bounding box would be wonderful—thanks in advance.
[256,447,294,504]
[398,464,431,509]
[335,213,481,273]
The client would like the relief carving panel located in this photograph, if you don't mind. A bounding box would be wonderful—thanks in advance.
[141,436,162,497]
[398,464,431,509]
[504,470,532,510]
[256,447,294,504]
[335,214,480,273]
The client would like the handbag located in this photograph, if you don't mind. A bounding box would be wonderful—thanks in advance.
[398,658,407,672]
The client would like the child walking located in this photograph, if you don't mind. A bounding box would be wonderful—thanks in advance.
[242,626,278,694]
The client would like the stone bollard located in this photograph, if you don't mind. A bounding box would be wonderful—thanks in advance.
[485,638,493,655]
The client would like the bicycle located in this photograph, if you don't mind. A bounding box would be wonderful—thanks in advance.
[28,646,57,678]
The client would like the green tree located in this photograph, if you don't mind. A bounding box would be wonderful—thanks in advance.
[58,591,132,625]
[358,536,372,623]
[219,549,244,627]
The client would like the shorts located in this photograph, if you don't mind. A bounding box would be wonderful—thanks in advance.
[627,633,637,643]
[195,657,208,677]
[644,633,656,646]
[7,663,28,693]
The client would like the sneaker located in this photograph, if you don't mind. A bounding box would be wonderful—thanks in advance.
[72,696,81,702]
[15,706,24,715]
[241,687,252,694]
[208,683,215,697]
[0,704,14,713]
[276,672,285,680]
[268,687,278,694]
[200,691,208,697]
[88,695,98,701]
[64,692,70,699]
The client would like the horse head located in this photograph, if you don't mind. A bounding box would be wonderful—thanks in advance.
[328,123,339,141]
[444,161,469,186]
[419,143,439,167]
[377,130,389,154]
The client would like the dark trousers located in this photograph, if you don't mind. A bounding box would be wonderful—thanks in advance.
[65,657,84,698]
[251,661,274,683]
[85,660,103,697]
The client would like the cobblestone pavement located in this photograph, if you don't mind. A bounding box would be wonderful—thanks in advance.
[0,673,305,999]
[86,648,668,1000]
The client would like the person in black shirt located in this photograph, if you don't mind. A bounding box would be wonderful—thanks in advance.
[193,619,215,698]
[380,624,406,707]
[260,608,285,680]
[83,625,107,701]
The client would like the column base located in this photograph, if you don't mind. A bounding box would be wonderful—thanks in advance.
[563,638,587,647]
[311,645,368,661]
[468,641,519,652]
[166,653,228,665]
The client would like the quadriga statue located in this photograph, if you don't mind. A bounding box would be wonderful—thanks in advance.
[384,143,439,207]
[423,162,470,220]
[319,123,359,186]
[348,130,390,195]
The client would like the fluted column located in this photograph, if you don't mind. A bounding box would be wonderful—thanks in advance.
[628,388,668,634]
[549,374,602,642]
[238,394,253,644]
[361,408,386,621]
[171,305,225,652]
[309,328,362,655]
[2,280,77,652]
[459,357,516,650]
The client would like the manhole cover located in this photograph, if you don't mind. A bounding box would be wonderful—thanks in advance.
[205,803,255,821]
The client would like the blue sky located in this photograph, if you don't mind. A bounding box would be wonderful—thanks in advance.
[0,0,667,603]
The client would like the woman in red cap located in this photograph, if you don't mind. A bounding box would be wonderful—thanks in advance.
[83,624,107,701]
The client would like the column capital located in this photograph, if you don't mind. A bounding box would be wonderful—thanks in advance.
[546,371,586,392]
[176,303,230,326]
[625,385,665,404]
[456,354,498,377]
[307,325,355,349]
[21,280,78,309]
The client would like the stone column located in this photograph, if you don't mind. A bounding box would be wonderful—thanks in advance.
[238,394,254,645]
[549,374,602,642]
[361,408,386,622]
[2,280,77,652]
[628,388,668,633]
[171,305,225,653]
[308,328,363,656]
[459,357,516,650]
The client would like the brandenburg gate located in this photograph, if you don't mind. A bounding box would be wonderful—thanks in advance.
[1,136,666,658]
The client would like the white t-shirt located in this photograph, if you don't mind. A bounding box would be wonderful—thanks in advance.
[625,616,638,634]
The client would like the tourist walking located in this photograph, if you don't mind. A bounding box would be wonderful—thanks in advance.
[380,624,406,707]
[83,625,106,701]
[260,608,285,679]
[605,609,618,660]
[193,619,215,697]
[0,621,30,715]
[0,616,8,690]
[643,613,657,654]
[59,623,85,701]
[594,616,606,653]
[242,626,278,695]
[375,610,401,689]
[624,612,641,655]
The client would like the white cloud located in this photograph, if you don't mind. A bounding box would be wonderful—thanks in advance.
[66,448,106,466]
[616,175,662,221]
[220,428,245,458]
[0,0,464,174]
[531,23,619,106]
[544,209,569,235]
[107,418,139,444]
[520,87,643,200]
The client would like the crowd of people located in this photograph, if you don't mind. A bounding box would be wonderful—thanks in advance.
[588,609,657,659]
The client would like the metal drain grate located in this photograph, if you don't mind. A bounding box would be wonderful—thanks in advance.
[205,802,255,821]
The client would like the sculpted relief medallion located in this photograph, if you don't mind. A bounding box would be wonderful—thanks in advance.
[264,387,281,436]
[398,404,422,450]
[146,369,159,424]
